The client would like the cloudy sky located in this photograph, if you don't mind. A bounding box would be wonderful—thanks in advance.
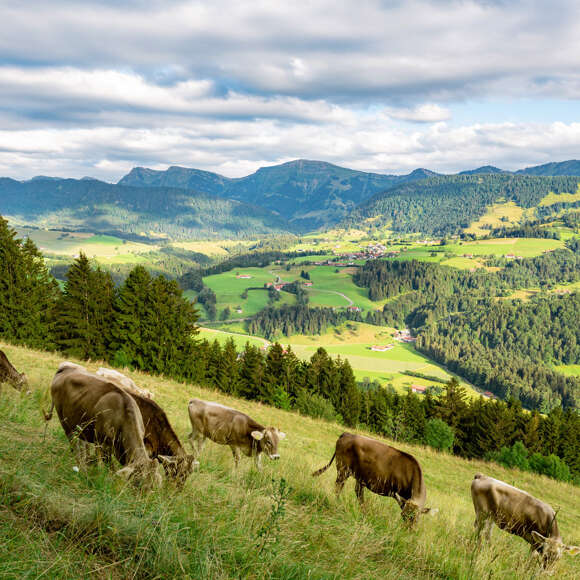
[1,0,579,181]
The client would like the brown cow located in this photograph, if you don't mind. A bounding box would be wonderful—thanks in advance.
[130,392,198,489]
[471,473,579,569]
[0,349,29,393]
[313,432,437,525]
[187,398,286,469]
[45,363,162,489]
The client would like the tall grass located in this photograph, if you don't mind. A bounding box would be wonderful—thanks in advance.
[1,342,579,578]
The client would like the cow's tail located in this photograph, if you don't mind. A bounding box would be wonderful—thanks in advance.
[42,400,54,442]
[312,451,336,477]
[42,400,54,422]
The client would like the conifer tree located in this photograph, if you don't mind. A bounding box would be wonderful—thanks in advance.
[238,342,264,401]
[0,217,59,348]
[337,358,361,427]
[53,252,115,359]
[219,337,240,395]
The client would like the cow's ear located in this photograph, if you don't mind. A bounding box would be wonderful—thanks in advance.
[116,466,135,480]
[251,430,264,440]
[531,531,548,543]
[158,454,176,466]
[277,431,286,440]
[564,545,580,555]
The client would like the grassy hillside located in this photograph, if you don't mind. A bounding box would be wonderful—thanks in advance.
[1,343,579,578]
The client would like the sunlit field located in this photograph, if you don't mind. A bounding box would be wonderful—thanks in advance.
[1,342,578,578]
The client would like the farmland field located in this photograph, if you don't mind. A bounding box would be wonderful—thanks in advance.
[15,228,158,260]
[1,343,578,579]
[197,322,480,397]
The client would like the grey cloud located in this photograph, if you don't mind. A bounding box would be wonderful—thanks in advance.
[0,1,579,103]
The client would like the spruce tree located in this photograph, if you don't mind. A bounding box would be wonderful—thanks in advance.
[53,252,115,359]
[337,358,361,427]
[0,217,59,348]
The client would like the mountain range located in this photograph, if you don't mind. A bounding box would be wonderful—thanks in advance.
[1,159,579,239]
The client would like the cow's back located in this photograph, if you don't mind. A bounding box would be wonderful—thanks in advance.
[51,368,142,452]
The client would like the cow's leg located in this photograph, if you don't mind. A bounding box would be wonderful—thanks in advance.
[334,466,350,498]
[188,431,205,457]
[231,446,241,468]
[254,451,263,471]
[355,479,365,507]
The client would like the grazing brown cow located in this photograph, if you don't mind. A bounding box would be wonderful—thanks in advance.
[471,474,579,569]
[0,349,29,393]
[45,363,162,489]
[130,392,198,489]
[187,398,286,469]
[313,432,437,525]
[96,367,154,399]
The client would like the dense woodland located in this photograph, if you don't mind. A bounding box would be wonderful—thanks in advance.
[353,246,580,411]
[1,215,579,484]
[345,174,580,235]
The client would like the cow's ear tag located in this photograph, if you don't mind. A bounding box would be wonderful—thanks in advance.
[565,545,580,555]
[251,431,264,440]
[278,431,286,440]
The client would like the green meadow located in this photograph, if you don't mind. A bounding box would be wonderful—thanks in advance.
[197,322,479,397]
[1,343,579,579]
[15,228,158,260]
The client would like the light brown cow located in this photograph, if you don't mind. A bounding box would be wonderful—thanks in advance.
[471,473,579,569]
[0,349,29,393]
[45,363,162,489]
[313,432,437,525]
[187,399,286,469]
[96,367,154,399]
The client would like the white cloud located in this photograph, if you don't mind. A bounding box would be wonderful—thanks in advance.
[1,119,579,181]
[386,104,452,123]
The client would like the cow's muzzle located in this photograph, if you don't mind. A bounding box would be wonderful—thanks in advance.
[270,454,280,460]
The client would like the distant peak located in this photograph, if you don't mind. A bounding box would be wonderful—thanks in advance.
[459,165,506,175]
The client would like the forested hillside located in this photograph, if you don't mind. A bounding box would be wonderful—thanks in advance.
[345,174,580,235]
[0,178,290,240]
[351,242,580,411]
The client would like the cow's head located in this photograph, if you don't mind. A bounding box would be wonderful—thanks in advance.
[395,493,438,526]
[531,531,580,569]
[116,458,163,490]
[15,372,29,392]
[251,428,286,460]
[158,454,199,489]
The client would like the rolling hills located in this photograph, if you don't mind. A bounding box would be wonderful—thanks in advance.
[1,343,579,578]
[0,177,290,240]
[2,159,580,240]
